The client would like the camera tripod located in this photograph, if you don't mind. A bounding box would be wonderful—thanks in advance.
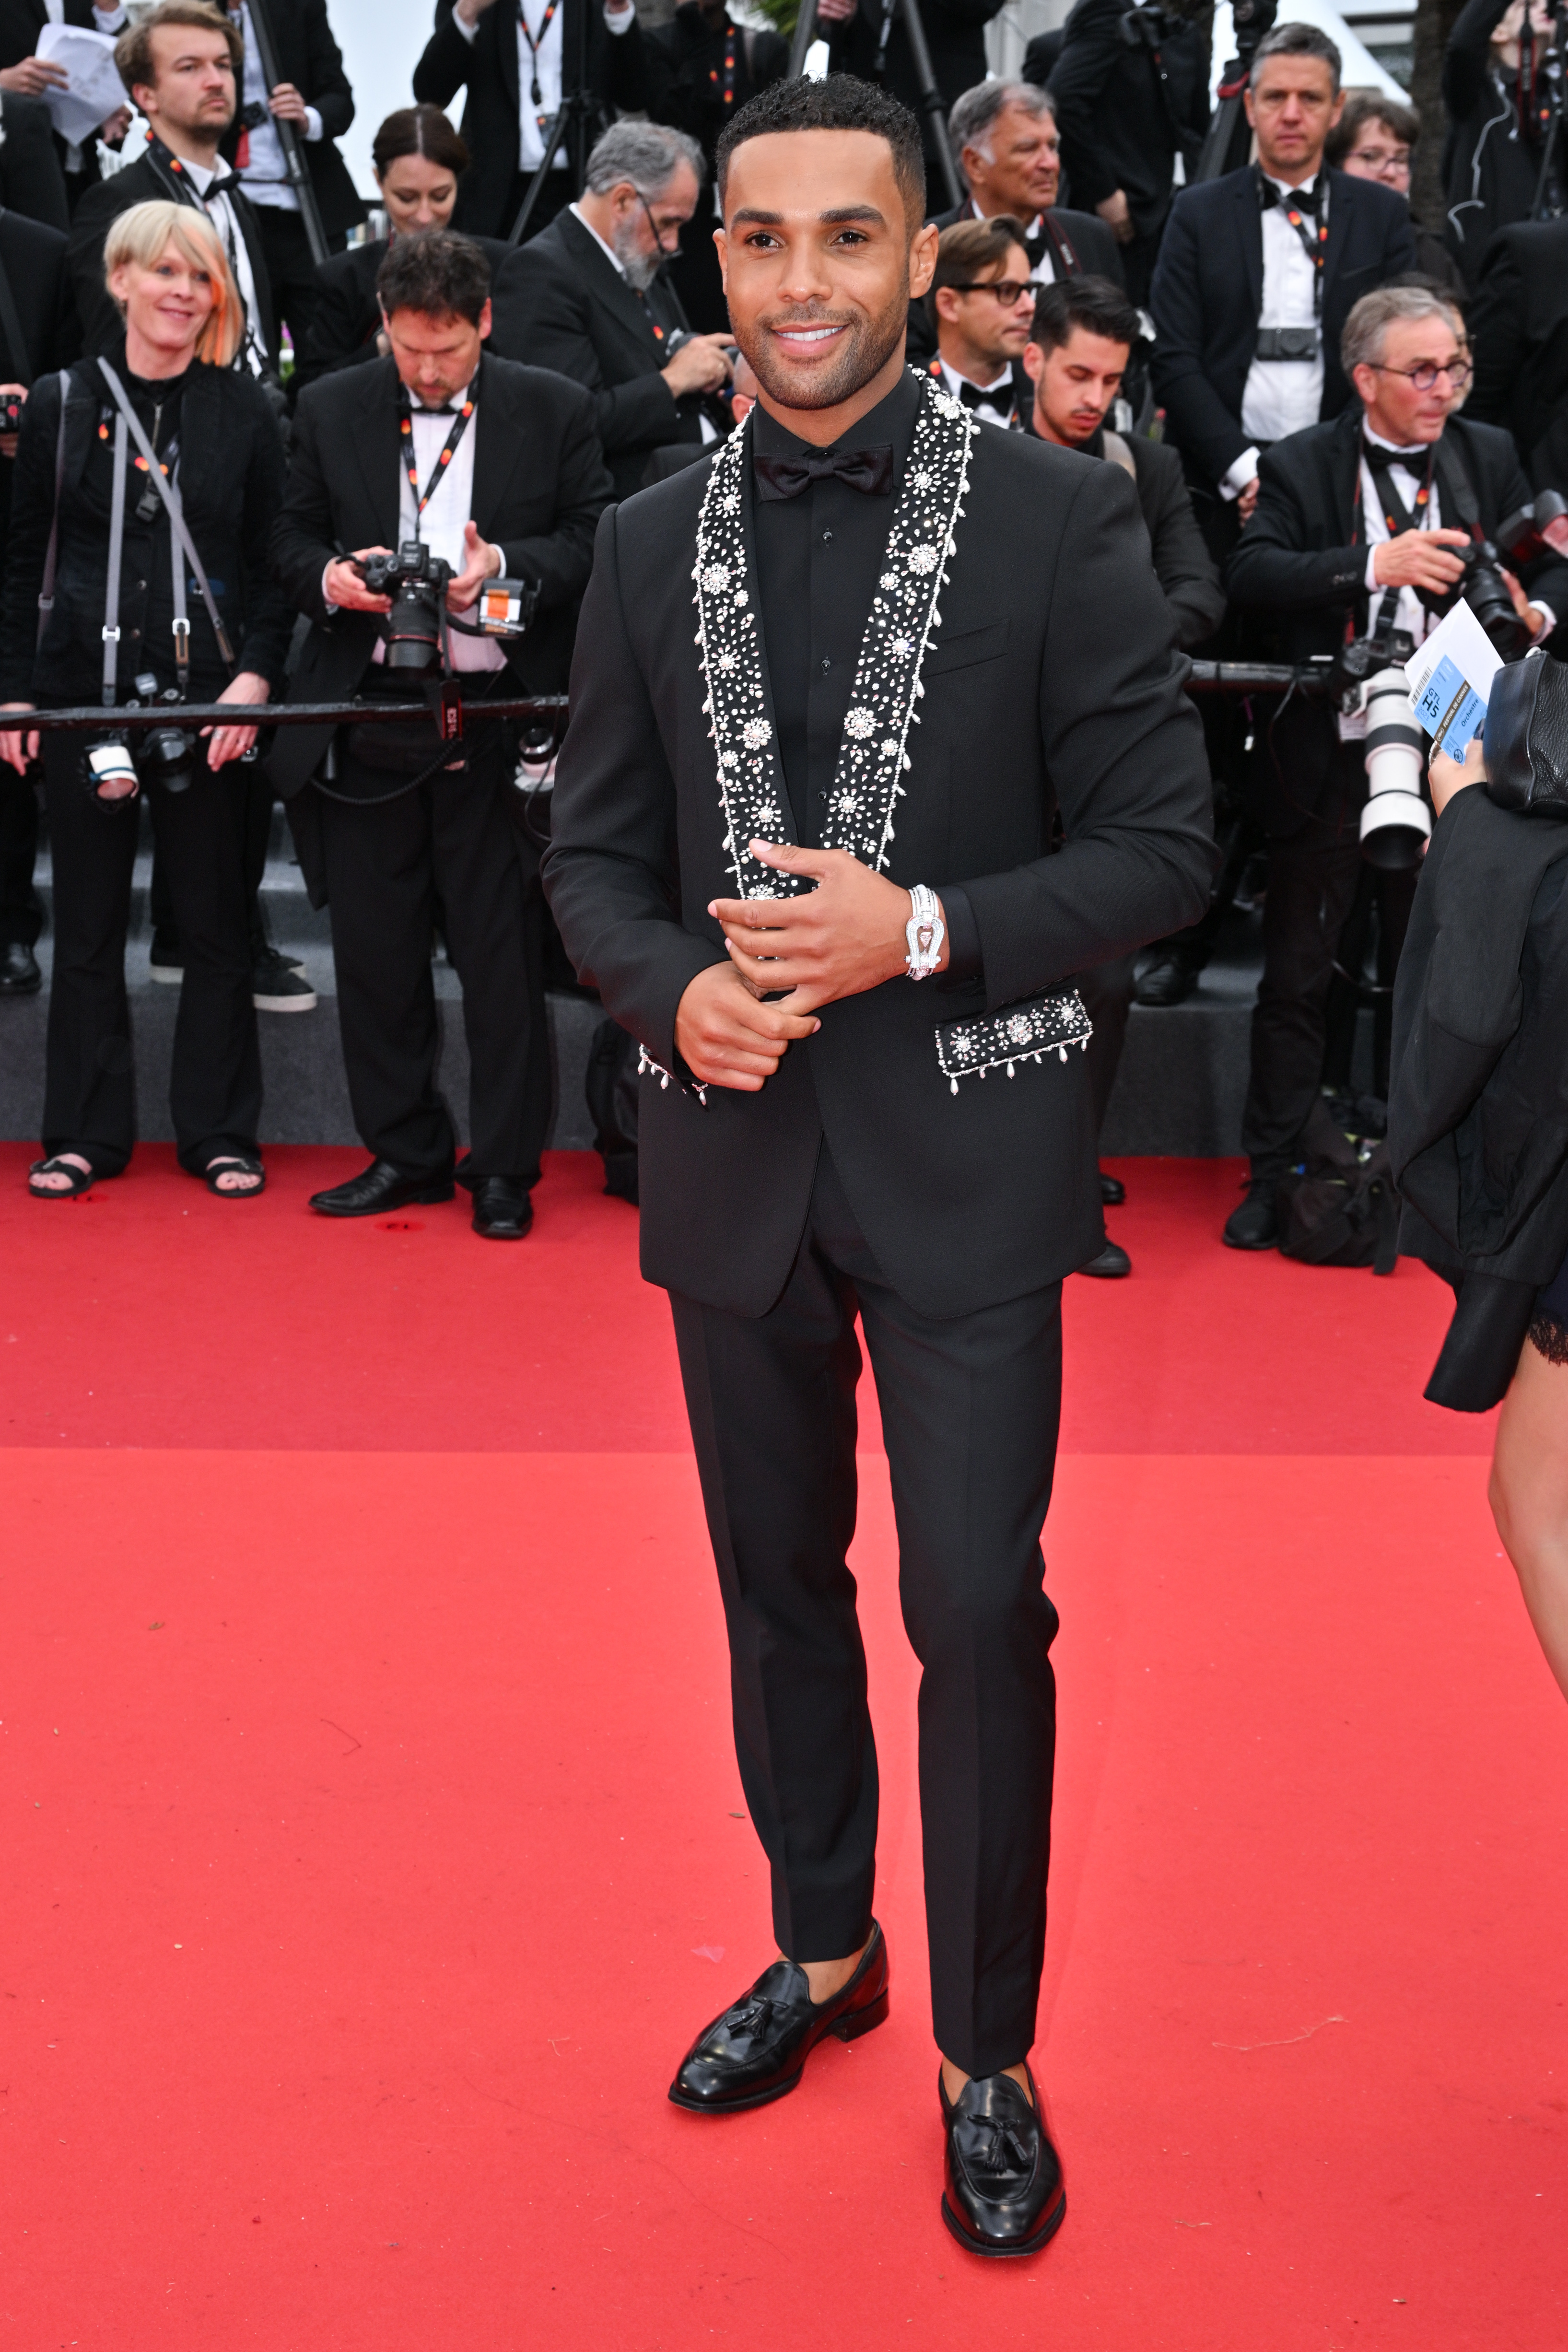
[1193,0,1278,183]
[786,0,963,211]
[508,0,605,248]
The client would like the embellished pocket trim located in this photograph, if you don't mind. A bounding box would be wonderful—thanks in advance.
[935,991,1093,1094]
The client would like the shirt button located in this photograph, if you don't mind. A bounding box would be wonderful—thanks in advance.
[821,529,833,544]
[820,657,831,673]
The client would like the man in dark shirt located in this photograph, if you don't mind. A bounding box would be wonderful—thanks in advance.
[544,72,1211,2255]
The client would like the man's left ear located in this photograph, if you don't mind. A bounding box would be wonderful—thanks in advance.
[909,219,939,301]
[478,296,493,344]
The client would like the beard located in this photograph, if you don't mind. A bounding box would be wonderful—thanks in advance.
[738,284,910,412]
[611,219,663,293]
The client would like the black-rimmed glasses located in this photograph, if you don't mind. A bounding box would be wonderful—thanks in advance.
[945,279,1034,305]
[1369,356,1474,392]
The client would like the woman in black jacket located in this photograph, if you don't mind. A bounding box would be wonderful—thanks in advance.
[293,105,509,392]
[0,199,292,1200]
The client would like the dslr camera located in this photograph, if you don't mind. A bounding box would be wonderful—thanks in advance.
[1333,628,1430,869]
[84,670,198,800]
[357,538,538,673]
[1422,536,1532,660]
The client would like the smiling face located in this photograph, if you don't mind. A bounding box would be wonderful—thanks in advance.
[109,234,218,364]
[717,129,937,434]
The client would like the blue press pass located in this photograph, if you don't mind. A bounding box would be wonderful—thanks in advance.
[1412,654,1487,753]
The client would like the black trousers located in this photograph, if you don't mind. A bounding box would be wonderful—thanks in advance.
[251,205,346,358]
[0,763,40,946]
[1078,952,1136,1138]
[670,1145,1064,2077]
[41,733,261,1173]
[150,762,274,955]
[1241,746,1367,1178]
[315,727,549,1182]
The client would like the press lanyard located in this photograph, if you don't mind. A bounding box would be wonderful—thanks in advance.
[398,385,477,516]
[518,0,561,123]
[1268,177,1329,318]
[708,23,737,107]
[1365,445,1436,639]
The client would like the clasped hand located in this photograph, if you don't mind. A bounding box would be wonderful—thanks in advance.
[673,839,945,1093]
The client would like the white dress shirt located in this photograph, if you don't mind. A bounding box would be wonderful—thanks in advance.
[179,154,266,377]
[453,0,635,175]
[937,357,1017,429]
[231,1,322,213]
[374,386,504,675]
[1224,174,1325,501]
[968,199,1056,285]
[44,0,127,174]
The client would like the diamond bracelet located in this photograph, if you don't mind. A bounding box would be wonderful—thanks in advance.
[905,883,946,981]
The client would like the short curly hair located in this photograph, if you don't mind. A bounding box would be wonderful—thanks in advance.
[714,72,925,224]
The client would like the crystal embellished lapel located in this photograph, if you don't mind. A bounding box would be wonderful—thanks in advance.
[692,370,975,900]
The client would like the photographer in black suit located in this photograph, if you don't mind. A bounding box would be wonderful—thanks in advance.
[412,0,648,244]
[544,75,1211,2253]
[1042,0,1210,308]
[1224,283,1568,1250]
[217,0,365,355]
[490,119,731,500]
[0,90,71,230]
[295,105,509,392]
[270,233,613,1238]
[0,0,129,216]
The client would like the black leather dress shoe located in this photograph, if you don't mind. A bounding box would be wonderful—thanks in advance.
[471,1176,533,1239]
[0,941,41,993]
[1099,1170,1125,1207]
[1135,951,1198,1008]
[308,1158,455,1218]
[941,2065,1065,2258]
[668,1922,889,2113]
[1223,1179,1280,1251]
[1079,1240,1131,1278]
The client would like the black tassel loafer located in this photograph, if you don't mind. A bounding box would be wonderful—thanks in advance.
[940,2064,1066,2258]
[668,1921,889,2114]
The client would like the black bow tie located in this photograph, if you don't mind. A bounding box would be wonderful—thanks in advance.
[1367,436,1434,468]
[954,377,1011,415]
[1260,176,1321,214]
[753,444,895,501]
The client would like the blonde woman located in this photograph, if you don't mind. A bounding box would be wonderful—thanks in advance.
[0,199,291,1200]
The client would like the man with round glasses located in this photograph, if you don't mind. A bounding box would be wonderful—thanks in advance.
[924,216,1036,427]
[1221,283,1568,1252]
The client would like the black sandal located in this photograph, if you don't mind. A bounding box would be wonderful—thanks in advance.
[29,1155,96,1199]
[201,1153,265,1197]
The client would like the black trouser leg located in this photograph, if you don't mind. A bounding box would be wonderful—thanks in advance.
[1077,953,1136,1137]
[671,1148,1063,2077]
[39,734,140,1171]
[1240,783,1364,1179]
[149,760,263,1166]
[430,733,548,1183]
[252,206,346,358]
[0,761,40,946]
[316,769,455,1177]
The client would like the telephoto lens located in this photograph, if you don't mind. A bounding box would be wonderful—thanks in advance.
[1359,667,1431,868]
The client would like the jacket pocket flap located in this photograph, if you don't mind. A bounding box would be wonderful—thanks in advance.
[923,618,1009,675]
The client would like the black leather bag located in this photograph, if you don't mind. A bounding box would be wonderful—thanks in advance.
[1484,650,1568,816]
[1276,1100,1399,1275]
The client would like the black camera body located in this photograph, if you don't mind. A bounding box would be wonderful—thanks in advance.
[1421,539,1532,660]
[360,538,454,673]
[1331,626,1415,711]
[83,672,198,800]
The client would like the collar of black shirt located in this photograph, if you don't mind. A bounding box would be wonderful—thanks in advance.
[750,365,924,480]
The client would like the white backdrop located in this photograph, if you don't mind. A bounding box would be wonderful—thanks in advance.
[324,0,441,198]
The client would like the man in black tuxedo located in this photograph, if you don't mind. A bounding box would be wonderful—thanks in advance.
[1044,0,1210,308]
[543,74,1212,2255]
[644,0,787,331]
[412,0,648,244]
[1148,22,1416,538]
[0,194,75,995]
[270,232,612,1238]
[68,2,276,369]
[217,0,364,355]
[1468,218,1568,483]
[1224,283,1568,1250]
[0,0,129,215]
[490,119,733,500]
[924,212,1034,426]
[818,0,1005,176]
[0,90,71,229]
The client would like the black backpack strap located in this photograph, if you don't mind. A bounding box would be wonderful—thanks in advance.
[0,208,31,387]
[35,366,70,650]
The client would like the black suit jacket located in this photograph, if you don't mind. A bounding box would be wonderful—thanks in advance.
[0,0,117,204]
[541,393,1214,1320]
[1119,432,1226,647]
[906,199,1124,363]
[216,0,365,241]
[644,3,788,165]
[412,0,649,240]
[1047,0,1209,237]
[1148,165,1418,491]
[489,207,696,499]
[66,146,278,365]
[293,232,513,391]
[0,203,77,384]
[1225,405,1568,829]
[1468,219,1568,472]
[268,350,613,798]
[0,91,69,230]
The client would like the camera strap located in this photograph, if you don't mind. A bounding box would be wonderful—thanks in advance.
[36,367,71,651]
[97,359,237,676]
[101,410,129,709]
[1366,443,1438,640]
[1259,172,1329,317]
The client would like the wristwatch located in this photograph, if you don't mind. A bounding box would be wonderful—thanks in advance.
[904,883,945,980]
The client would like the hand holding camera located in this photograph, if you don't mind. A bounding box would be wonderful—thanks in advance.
[663,333,734,402]
[1372,524,1470,595]
[326,546,396,613]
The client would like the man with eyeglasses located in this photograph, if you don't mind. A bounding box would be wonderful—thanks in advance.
[490,117,733,499]
[1324,88,1465,302]
[1222,284,1568,1252]
[924,216,1035,427]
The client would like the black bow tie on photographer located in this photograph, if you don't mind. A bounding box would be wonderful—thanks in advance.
[954,379,1009,414]
[1367,435,1436,468]
[753,445,895,502]
[1260,176,1322,213]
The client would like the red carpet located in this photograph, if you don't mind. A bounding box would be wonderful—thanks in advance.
[3,1145,1563,2351]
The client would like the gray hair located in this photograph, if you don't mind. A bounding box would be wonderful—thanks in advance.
[584,119,704,199]
[1252,20,1343,90]
[1341,283,1464,375]
[948,79,1053,176]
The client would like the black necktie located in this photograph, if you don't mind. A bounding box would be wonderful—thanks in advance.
[753,445,896,501]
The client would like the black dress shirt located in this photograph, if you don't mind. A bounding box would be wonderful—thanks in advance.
[749,368,980,974]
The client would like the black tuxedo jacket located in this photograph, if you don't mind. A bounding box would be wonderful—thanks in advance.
[1047,0,1210,234]
[1119,431,1226,648]
[1225,405,1568,830]
[66,146,278,365]
[490,207,697,499]
[268,350,613,798]
[215,0,365,241]
[293,232,513,391]
[0,91,69,230]
[412,0,649,240]
[1148,165,1418,491]
[541,395,1214,1320]
[906,199,1124,363]
[0,203,77,383]
[1468,220,1568,473]
[0,0,115,203]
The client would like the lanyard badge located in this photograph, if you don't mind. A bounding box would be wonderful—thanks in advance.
[398,388,477,516]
